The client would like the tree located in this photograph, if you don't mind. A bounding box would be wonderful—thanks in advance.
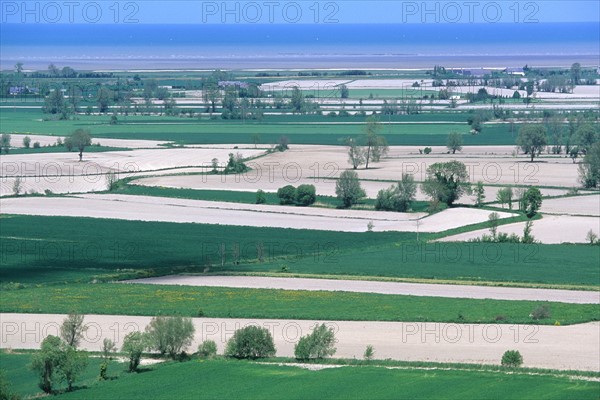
[294,323,336,361]
[1,134,11,154]
[345,137,365,169]
[197,340,218,359]
[14,62,24,75]
[145,316,195,359]
[43,89,67,115]
[340,84,349,99]
[277,135,289,151]
[522,187,542,218]
[517,124,547,162]
[576,124,598,153]
[488,212,500,240]
[296,184,316,206]
[446,132,463,154]
[496,187,513,209]
[66,129,92,161]
[255,189,267,204]
[474,181,485,207]
[0,369,19,400]
[277,185,296,205]
[59,344,88,392]
[578,141,600,188]
[374,174,417,212]
[60,314,87,348]
[336,170,366,208]
[290,86,305,113]
[97,87,112,113]
[101,338,116,359]
[522,220,536,243]
[30,335,63,393]
[12,177,22,196]
[422,161,470,206]
[570,62,581,85]
[363,116,388,169]
[501,350,523,368]
[363,345,375,361]
[23,136,31,149]
[251,133,261,148]
[225,326,276,359]
[121,332,147,372]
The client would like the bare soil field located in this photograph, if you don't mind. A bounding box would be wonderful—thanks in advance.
[438,215,600,244]
[124,275,600,304]
[2,313,598,371]
[539,195,600,217]
[0,194,515,232]
[8,134,168,149]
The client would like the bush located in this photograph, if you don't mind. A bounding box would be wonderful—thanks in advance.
[501,350,523,368]
[423,147,432,154]
[23,135,31,148]
[363,345,375,361]
[277,185,296,205]
[374,174,416,212]
[225,326,276,359]
[33,141,41,149]
[122,332,147,372]
[145,316,195,359]
[255,189,266,204]
[296,184,316,206]
[530,304,551,320]
[294,323,336,361]
[197,340,218,359]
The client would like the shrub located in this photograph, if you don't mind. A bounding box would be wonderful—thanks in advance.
[501,350,523,368]
[277,185,296,205]
[197,340,218,359]
[223,153,248,174]
[255,189,266,204]
[225,326,276,359]
[363,345,375,361]
[33,141,41,149]
[145,316,195,359]
[530,305,551,320]
[423,147,432,154]
[296,184,316,206]
[294,323,336,361]
[23,135,31,148]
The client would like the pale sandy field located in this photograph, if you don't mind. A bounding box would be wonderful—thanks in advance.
[125,276,600,304]
[0,194,515,233]
[8,134,168,149]
[539,194,600,216]
[439,215,600,244]
[1,313,598,371]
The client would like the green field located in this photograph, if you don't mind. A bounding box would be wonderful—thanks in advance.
[0,352,124,398]
[1,215,598,288]
[0,109,520,146]
[51,359,600,400]
[1,283,597,325]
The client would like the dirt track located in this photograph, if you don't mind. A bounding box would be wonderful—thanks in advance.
[123,275,600,304]
[1,313,598,371]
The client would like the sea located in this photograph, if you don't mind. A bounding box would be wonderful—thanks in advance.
[1,23,598,70]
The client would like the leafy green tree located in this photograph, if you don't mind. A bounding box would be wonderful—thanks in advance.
[22,136,31,149]
[374,174,417,212]
[225,326,276,359]
[522,187,542,218]
[575,124,598,153]
[340,84,349,99]
[501,350,523,368]
[1,134,11,154]
[30,335,63,393]
[197,340,218,359]
[145,316,195,359]
[296,184,316,206]
[363,345,375,361]
[422,161,470,206]
[474,181,485,207]
[290,86,305,113]
[60,313,87,348]
[97,87,112,113]
[446,132,463,154]
[101,338,116,359]
[488,212,500,240]
[363,116,388,168]
[223,153,248,174]
[345,137,365,169]
[578,141,600,188]
[294,323,336,361]
[255,189,267,204]
[59,343,88,392]
[67,129,92,161]
[496,187,514,209]
[121,332,147,372]
[517,124,547,162]
[336,170,366,208]
[570,62,581,85]
[277,185,296,205]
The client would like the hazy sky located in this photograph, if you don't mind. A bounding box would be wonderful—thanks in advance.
[1,0,599,24]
